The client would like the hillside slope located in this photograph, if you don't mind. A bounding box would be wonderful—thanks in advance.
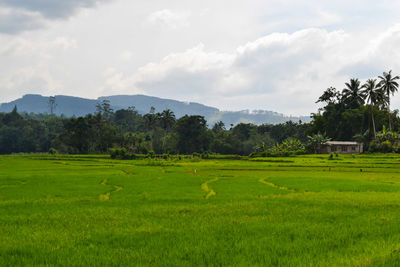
[0,94,310,125]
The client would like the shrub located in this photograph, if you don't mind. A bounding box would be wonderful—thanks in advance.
[48,147,58,155]
[392,144,400,153]
[250,138,306,157]
[201,152,210,159]
[109,147,128,159]
[368,140,380,153]
[147,151,155,158]
[380,141,392,153]
[109,148,118,159]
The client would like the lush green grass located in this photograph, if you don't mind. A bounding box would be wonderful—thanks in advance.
[1,154,400,266]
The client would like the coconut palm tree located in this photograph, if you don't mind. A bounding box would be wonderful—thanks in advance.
[362,79,380,137]
[143,113,158,131]
[342,78,366,108]
[307,133,331,154]
[159,109,176,132]
[378,70,400,131]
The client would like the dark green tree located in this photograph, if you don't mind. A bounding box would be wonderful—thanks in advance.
[212,121,226,133]
[378,70,399,131]
[96,100,113,120]
[175,115,210,154]
[342,78,365,108]
[159,109,176,132]
[316,87,341,105]
[362,79,384,137]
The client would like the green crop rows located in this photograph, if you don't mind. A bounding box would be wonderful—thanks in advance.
[1,154,400,266]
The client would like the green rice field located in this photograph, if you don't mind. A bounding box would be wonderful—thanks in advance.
[1,154,400,266]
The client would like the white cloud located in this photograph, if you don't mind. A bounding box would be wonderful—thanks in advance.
[96,25,400,115]
[119,50,133,61]
[147,9,190,29]
[0,36,77,57]
[312,10,342,26]
[0,64,63,99]
[102,29,348,114]
[0,35,78,101]
[0,7,44,34]
[0,0,112,34]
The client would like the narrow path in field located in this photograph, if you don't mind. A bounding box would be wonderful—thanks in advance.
[201,178,219,199]
[98,178,123,201]
[120,169,133,175]
[258,178,295,192]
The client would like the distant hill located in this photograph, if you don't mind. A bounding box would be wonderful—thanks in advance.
[0,94,310,125]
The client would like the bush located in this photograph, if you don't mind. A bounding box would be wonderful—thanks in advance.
[250,138,306,157]
[201,152,210,159]
[393,144,400,153]
[48,147,58,155]
[109,148,118,159]
[147,151,155,158]
[380,141,392,153]
[368,140,380,153]
[109,147,127,159]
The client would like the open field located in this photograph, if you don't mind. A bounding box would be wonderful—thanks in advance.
[1,154,400,266]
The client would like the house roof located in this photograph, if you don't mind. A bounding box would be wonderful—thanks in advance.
[326,141,359,145]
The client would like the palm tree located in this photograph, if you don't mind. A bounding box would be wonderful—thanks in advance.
[362,79,379,137]
[159,109,176,132]
[378,70,400,131]
[143,113,158,131]
[342,78,365,108]
[307,133,331,154]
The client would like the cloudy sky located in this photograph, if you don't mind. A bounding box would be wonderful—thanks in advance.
[1,0,400,115]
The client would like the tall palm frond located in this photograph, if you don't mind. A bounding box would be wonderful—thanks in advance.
[342,78,366,108]
[378,70,400,131]
[362,79,380,137]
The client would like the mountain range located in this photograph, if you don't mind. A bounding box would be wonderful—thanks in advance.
[0,94,310,125]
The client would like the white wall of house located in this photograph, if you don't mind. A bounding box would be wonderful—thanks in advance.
[321,142,363,154]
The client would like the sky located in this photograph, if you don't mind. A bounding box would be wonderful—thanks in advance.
[1,0,400,116]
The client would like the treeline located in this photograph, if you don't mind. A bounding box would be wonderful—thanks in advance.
[310,71,400,151]
[0,103,311,155]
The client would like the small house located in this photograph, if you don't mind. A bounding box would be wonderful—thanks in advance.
[320,141,363,154]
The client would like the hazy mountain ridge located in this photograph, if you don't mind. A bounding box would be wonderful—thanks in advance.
[0,94,310,125]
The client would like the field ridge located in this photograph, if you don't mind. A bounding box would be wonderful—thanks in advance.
[98,178,123,201]
[201,178,219,199]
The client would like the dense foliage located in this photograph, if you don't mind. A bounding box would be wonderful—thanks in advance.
[0,101,311,155]
[309,71,400,152]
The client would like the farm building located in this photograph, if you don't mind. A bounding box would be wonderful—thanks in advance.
[319,141,363,154]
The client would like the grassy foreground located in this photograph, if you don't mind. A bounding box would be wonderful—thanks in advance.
[1,154,400,266]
